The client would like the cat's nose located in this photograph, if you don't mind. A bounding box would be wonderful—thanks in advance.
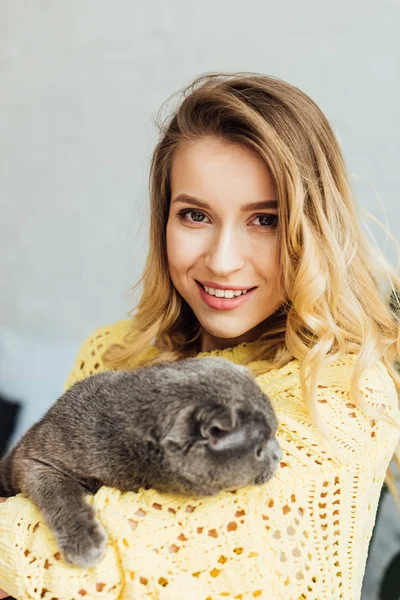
[255,437,282,463]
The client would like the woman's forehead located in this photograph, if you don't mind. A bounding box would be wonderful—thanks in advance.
[170,138,277,210]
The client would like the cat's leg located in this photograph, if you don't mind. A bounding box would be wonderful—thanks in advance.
[16,458,107,568]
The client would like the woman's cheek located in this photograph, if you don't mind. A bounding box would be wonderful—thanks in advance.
[168,224,207,268]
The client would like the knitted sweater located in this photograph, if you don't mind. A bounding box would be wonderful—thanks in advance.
[0,320,399,600]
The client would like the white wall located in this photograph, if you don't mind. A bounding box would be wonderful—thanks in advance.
[1,0,399,344]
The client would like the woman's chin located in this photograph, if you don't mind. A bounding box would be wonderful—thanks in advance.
[197,323,261,350]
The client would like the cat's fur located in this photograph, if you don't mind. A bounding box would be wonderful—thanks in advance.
[0,357,282,568]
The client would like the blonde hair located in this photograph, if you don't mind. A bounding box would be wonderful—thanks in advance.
[103,71,400,504]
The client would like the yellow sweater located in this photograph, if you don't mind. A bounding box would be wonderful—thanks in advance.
[0,319,399,600]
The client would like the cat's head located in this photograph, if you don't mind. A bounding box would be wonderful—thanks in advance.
[147,357,282,497]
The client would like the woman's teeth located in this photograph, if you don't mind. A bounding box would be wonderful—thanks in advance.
[202,285,250,298]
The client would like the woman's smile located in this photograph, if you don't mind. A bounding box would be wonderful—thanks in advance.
[195,280,257,311]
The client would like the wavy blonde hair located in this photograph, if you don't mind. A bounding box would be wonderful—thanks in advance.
[103,71,400,504]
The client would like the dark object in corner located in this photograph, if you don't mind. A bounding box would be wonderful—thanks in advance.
[0,393,21,458]
[0,394,20,598]
[379,551,400,599]
[376,286,400,599]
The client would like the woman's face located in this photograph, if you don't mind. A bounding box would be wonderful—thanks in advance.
[166,136,285,352]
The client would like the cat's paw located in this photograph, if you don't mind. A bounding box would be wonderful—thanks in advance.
[59,518,108,569]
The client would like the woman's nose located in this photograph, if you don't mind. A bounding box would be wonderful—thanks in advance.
[204,229,246,275]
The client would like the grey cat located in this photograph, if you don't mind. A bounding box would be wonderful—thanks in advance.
[0,356,282,569]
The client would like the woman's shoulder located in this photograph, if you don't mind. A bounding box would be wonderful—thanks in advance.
[255,351,398,410]
[255,352,400,464]
[63,319,154,391]
[79,319,133,350]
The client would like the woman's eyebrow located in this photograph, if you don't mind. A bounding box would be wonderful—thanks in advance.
[171,194,278,211]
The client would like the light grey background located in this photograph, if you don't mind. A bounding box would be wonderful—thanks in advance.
[1,2,399,598]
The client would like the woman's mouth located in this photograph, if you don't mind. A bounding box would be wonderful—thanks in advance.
[195,281,257,311]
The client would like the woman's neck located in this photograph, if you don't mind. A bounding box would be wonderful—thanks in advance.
[199,322,265,353]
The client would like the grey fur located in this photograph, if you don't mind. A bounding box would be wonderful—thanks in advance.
[0,357,282,568]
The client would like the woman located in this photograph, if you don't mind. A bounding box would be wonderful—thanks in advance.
[0,71,399,599]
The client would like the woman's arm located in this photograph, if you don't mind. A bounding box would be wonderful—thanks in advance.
[0,491,123,599]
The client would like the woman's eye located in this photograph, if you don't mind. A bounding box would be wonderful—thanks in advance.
[253,214,279,228]
[177,209,278,229]
[178,209,209,223]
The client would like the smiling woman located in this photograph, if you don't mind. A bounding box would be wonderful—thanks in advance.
[1,71,400,600]
[166,136,284,352]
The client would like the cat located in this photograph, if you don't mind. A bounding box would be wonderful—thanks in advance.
[0,356,282,568]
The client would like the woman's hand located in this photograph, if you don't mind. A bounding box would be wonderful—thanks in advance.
[0,498,10,598]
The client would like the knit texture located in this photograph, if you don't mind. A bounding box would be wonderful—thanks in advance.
[0,319,399,600]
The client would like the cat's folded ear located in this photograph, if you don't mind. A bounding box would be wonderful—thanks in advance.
[160,405,196,449]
